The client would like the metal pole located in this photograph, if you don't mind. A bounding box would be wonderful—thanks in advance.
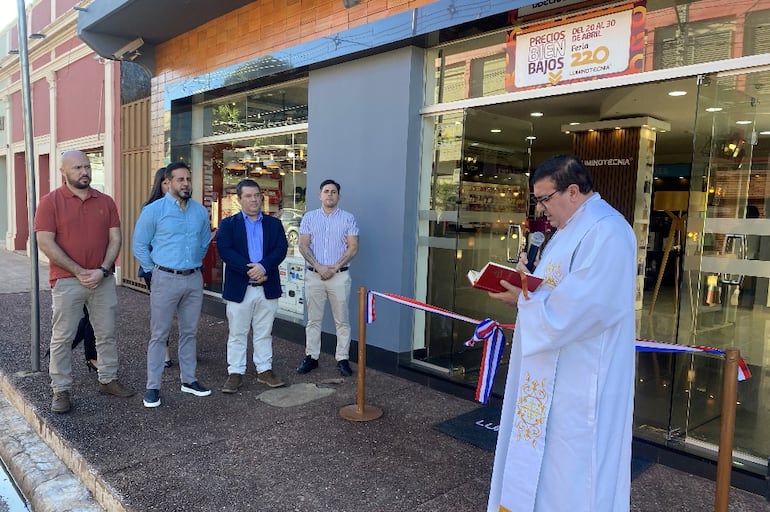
[714,348,739,512]
[338,287,383,422]
[16,0,41,372]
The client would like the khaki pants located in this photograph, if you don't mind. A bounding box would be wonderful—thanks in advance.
[304,270,352,361]
[50,277,118,392]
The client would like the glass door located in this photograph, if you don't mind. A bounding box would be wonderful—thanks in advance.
[669,70,770,470]
[417,108,532,388]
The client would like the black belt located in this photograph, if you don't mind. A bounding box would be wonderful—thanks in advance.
[248,281,263,287]
[156,265,200,276]
[308,266,349,273]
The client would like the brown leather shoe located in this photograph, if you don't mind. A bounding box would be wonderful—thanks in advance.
[221,373,243,394]
[51,390,71,414]
[98,379,135,398]
[257,370,285,388]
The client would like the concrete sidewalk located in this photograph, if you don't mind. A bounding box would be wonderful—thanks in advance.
[0,249,768,511]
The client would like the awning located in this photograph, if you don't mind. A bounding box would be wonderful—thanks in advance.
[76,0,254,75]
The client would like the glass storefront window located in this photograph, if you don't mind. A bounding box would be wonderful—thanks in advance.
[200,81,308,137]
[417,109,530,386]
[420,0,770,477]
[198,130,308,323]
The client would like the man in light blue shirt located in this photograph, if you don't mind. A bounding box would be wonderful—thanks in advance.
[133,162,213,408]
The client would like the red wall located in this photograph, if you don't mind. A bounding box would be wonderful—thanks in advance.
[31,0,51,34]
[55,0,79,18]
[32,78,50,136]
[56,57,105,141]
[11,90,23,144]
[54,35,80,58]
[8,26,18,52]
[13,153,28,250]
[32,53,51,70]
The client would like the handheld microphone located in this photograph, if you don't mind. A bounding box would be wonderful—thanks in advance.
[525,231,545,272]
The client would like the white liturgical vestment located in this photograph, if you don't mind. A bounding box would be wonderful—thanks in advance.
[487,193,636,512]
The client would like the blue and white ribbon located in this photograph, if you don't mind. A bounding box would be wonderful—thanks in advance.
[365,291,752,404]
[464,318,506,404]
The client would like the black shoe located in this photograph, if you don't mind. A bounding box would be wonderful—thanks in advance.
[181,381,211,397]
[164,359,174,368]
[337,359,353,377]
[296,355,319,374]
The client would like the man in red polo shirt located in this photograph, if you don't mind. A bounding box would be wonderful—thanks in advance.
[34,150,134,413]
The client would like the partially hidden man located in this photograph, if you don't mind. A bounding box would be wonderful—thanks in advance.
[487,155,636,512]
[34,150,135,414]
[217,179,288,393]
[133,161,213,408]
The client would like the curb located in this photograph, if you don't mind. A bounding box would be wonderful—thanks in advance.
[0,369,125,512]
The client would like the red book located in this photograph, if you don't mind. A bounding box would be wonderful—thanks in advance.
[467,262,543,293]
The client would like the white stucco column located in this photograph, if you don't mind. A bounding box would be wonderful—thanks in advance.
[1,95,14,251]
[102,60,116,196]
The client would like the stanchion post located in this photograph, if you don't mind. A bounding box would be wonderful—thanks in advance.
[714,348,739,512]
[339,287,383,422]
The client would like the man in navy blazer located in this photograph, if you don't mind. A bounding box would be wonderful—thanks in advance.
[217,179,288,392]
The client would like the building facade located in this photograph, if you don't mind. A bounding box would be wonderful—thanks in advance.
[4,0,765,491]
[0,0,124,256]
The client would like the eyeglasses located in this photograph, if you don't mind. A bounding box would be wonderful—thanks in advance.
[532,189,563,206]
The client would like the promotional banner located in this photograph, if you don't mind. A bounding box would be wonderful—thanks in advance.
[505,2,646,91]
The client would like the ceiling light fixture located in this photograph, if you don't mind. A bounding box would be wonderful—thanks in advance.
[760,131,770,135]
[705,107,723,112]
[668,90,687,97]
[530,112,544,117]
[525,136,537,140]
[490,129,502,133]
[569,122,580,126]
[736,120,753,125]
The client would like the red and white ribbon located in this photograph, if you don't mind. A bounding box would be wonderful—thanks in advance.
[365,291,751,404]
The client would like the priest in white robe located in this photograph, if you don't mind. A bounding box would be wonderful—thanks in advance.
[487,155,637,512]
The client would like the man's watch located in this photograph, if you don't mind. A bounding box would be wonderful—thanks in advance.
[99,266,111,278]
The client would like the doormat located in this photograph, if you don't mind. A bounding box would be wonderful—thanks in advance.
[434,407,654,481]
[432,407,501,453]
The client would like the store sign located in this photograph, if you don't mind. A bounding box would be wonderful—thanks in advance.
[505,2,646,91]
[583,158,633,167]
[517,0,586,18]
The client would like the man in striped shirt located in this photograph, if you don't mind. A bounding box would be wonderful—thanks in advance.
[296,179,359,377]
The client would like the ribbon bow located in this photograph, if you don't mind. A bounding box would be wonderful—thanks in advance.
[465,318,506,404]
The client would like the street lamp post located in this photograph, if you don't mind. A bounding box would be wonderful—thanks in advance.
[17,0,41,371]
